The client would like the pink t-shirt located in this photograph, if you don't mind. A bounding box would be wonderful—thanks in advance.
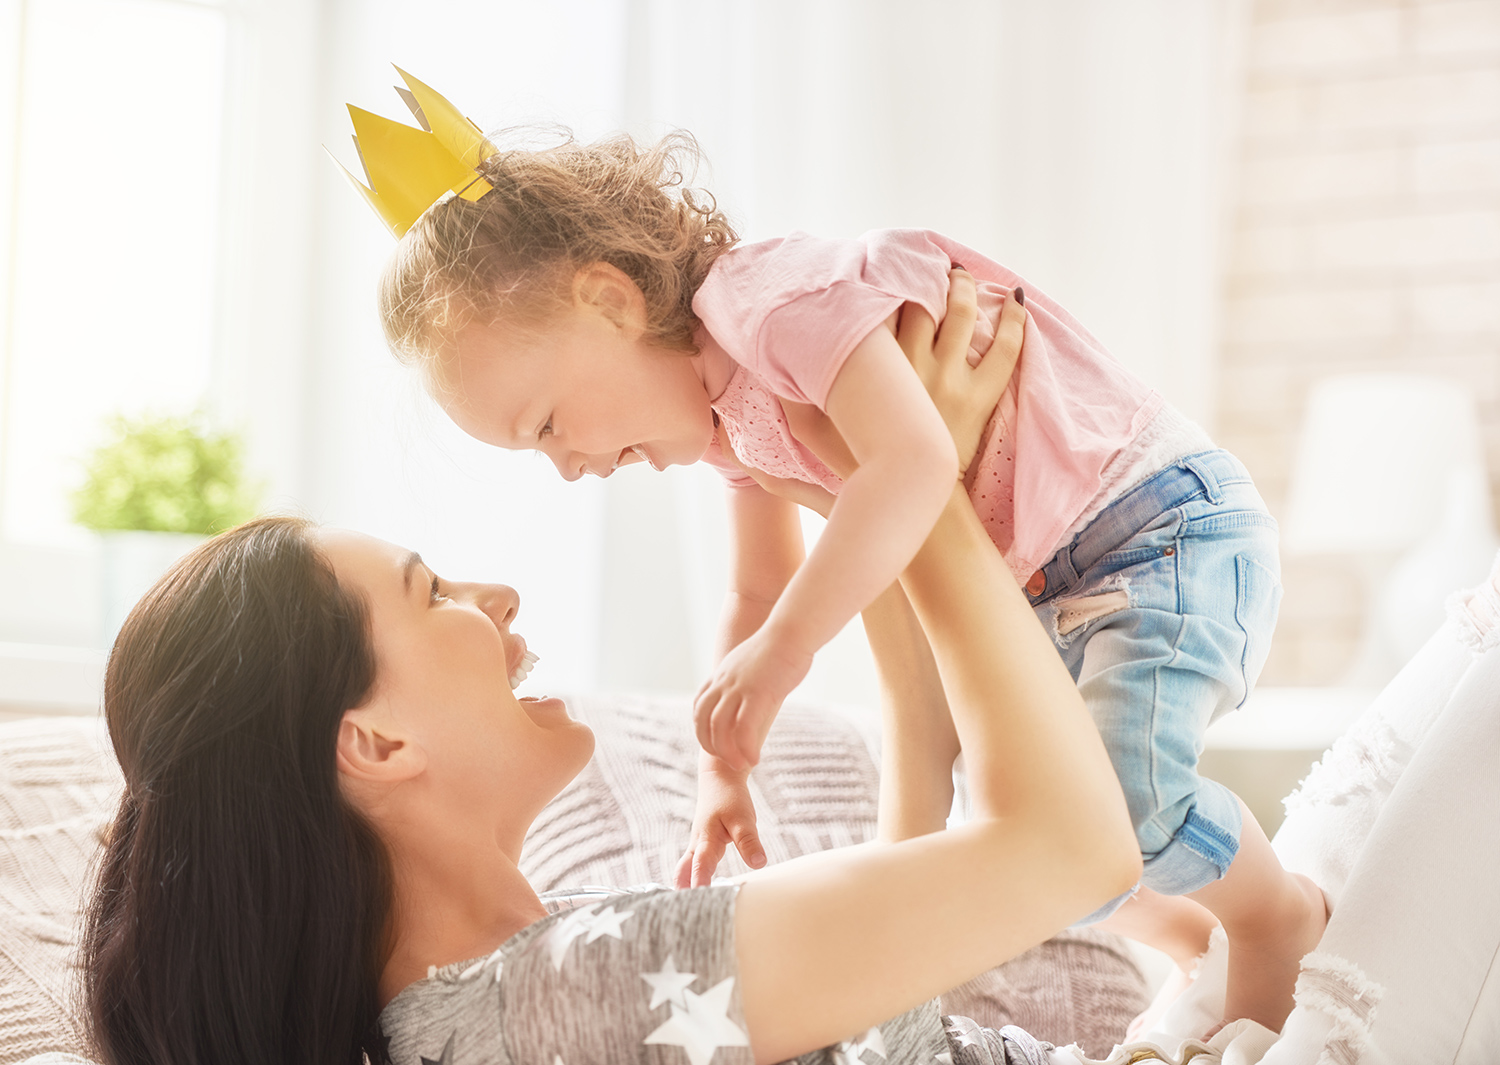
[692,229,1163,580]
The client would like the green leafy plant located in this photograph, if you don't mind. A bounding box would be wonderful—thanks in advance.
[71,412,261,535]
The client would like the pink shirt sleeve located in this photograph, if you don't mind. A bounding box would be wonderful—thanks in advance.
[693,235,910,411]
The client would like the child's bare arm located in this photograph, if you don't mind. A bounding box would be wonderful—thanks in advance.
[714,482,805,660]
[686,276,1025,882]
[695,325,958,768]
[677,482,804,887]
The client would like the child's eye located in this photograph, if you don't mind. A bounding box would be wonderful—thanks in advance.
[538,415,553,439]
[429,575,448,603]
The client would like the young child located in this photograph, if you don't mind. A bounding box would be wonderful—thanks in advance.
[344,72,1326,1033]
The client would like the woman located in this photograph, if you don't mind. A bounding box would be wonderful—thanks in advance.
[80,287,1140,1065]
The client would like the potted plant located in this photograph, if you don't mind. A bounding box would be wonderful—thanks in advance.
[72,412,261,643]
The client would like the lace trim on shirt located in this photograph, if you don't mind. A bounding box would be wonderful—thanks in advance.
[1050,404,1218,557]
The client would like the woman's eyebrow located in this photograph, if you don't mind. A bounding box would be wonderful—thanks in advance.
[401,551,424,594]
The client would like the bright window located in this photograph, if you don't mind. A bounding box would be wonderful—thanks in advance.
[0,0,228,548]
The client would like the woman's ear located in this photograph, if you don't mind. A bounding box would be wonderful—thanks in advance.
[336,705,426,784]
[573,262,647,335]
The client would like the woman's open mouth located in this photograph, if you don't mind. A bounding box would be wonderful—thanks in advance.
[508,648,538,690]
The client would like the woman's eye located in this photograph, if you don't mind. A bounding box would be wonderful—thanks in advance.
[429,575,448,603]
[538,416,553,439]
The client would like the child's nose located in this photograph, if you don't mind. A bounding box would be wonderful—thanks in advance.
[547,450,585,481]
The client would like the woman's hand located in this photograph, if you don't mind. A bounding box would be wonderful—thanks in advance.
[764,269,1026,498]
[896,270,1025,476]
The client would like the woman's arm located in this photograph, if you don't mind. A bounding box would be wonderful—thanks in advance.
[733,486,1141,1063]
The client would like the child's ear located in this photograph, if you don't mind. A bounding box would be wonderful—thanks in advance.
[573,262,647,335]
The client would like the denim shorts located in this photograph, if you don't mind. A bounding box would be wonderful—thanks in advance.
[1025,450,1282,916]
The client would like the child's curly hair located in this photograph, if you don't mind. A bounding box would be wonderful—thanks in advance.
[379,128,738,367]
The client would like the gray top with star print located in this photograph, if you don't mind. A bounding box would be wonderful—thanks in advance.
[375,884,1054,1065]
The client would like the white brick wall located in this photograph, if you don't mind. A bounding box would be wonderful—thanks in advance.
[1220,0,1500,684]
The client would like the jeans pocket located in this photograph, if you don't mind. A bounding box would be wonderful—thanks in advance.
[1235,554,1282,705]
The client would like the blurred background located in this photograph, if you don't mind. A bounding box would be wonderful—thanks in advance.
[1,0,1497,827]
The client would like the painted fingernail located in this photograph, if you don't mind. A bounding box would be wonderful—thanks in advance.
[1013,286,1025,307]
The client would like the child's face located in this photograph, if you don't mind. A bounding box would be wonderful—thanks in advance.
[437,302,716,480]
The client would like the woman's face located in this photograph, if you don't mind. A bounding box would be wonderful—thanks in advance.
[315,528,593,852]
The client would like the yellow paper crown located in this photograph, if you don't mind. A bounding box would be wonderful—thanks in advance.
[331,67,497,238]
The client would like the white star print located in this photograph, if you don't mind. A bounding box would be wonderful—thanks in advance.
[933,1053,954,1065]
[834,1025,888,1065]
[642,955,699,1010]
[545,903,635,970]
[856,1027,887,1058]
[945,1016,983,1048]
[642,976,750,1065]
[583,904,633,943]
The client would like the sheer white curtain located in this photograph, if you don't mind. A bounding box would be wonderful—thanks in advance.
[597,0,1250,703]
[307,0,1247,703]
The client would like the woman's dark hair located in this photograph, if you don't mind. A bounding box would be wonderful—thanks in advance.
[80,516,391,1065]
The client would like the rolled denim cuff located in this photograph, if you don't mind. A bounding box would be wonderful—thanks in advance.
[1139,779,1244,896]
[1073,780,1244,925]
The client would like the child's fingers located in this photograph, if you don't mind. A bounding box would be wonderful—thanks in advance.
[729,818,766,870]
[692,836,727,887]
[932,269,979,367]
[673,848,695,889]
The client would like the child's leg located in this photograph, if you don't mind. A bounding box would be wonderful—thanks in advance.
[1031,450,1321,1032]
[1096,887,1217,973]
[1188,798,1327,1033]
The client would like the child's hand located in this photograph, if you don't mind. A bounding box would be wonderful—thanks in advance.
[897,269,1027,474]
[693,629,813,770]
[675,759,766,888]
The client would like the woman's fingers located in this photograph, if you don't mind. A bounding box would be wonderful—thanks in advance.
[933,269,979,368]
[976,288,1026,389]
[895,300,938,373]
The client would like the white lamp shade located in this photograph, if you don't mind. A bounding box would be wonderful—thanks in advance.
[1284,373,1486,555]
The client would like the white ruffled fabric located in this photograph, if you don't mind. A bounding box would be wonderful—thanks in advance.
[1135,549,1500,1064]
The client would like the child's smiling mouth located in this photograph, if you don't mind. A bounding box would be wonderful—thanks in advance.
[610,445,658,473]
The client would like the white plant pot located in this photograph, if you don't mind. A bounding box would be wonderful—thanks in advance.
[100,531,207,647]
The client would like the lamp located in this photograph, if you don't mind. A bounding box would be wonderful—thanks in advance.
[1283,373,1498,684]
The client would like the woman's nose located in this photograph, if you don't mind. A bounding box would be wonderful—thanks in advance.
[473,583,520,629]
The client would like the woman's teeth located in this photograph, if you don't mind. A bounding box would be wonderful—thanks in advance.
[509,649,539,690]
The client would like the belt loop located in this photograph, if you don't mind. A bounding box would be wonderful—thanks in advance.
[1180,453,1224,505]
